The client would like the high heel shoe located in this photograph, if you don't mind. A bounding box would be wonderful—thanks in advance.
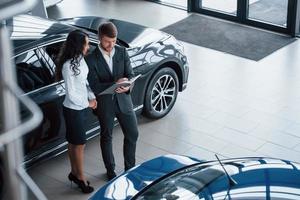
[68,173,77,183]
[68,173,94,193]
[77,180,94,193]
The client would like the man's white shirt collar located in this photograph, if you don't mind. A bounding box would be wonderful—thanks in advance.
[98,45,115,57]
[98,45,115,73]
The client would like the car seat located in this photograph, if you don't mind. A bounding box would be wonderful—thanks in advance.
[16,62,45,92]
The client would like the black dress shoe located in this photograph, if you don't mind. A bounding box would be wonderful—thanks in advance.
[106,171,116,181]
[68,173,94,193]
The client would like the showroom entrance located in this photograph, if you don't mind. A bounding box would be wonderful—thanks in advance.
[189,0,298,35]
[150,0,300,36]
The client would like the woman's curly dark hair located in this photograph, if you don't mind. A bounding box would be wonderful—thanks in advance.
[55,30,89,81]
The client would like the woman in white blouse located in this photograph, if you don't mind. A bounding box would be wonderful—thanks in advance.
[56,30,96,193]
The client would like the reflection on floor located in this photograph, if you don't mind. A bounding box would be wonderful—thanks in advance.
[28,0,300,199]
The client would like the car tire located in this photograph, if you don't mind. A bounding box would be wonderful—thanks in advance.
[144,67,179,119]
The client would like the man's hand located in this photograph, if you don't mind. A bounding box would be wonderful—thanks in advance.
[116,77,128,83]
[115,78,130,93]
[89,99,97,109]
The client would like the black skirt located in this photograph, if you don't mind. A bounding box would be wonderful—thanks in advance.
[63,106,88,145]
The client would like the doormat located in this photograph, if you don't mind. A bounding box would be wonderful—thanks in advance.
[161,14,296,61]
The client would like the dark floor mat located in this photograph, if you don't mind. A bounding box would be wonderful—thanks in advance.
[161,14,296,61]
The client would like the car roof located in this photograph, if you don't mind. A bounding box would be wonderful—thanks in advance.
[60,16,168,48]
[7,15,96,56]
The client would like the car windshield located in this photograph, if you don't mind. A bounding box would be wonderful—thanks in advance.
[135,163,234,200]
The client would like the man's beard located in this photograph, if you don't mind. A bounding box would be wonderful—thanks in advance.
[100,44,112,53]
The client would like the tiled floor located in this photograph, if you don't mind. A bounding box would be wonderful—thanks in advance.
[27,0,300,199]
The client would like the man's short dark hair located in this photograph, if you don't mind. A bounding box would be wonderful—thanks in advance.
[98,22,118,38]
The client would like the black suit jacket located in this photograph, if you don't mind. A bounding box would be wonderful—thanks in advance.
[86,45,135,114]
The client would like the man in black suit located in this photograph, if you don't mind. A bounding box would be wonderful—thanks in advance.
[86,22,139,180]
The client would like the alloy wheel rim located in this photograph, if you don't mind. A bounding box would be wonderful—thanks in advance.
[150,74,176,113]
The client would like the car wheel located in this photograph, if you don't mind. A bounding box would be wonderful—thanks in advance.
[144,67,179,119]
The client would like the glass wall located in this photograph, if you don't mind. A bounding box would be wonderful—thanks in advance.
[201,0,237,15]
[189,0,296,35]
[151,0,298,35]
[247,0,288,27]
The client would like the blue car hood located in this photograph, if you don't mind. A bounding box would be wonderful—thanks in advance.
[89,154,201,200]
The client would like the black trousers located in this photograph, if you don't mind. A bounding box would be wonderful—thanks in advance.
[98,99,139,172]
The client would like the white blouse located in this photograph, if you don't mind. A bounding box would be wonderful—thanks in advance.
[62,57,95,110]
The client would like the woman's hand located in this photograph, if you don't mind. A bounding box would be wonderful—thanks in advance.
[89,99,97,109]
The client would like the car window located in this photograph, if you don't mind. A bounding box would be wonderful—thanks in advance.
[89,42,97,53]
[15,49,54,93]
[45,41,63,63]
[46,40,97,61]
[36,48,56,77]
[117,38,129,48]
[83,40,97,54]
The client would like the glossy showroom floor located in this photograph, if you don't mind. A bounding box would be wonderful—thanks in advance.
[27,0,300,199]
